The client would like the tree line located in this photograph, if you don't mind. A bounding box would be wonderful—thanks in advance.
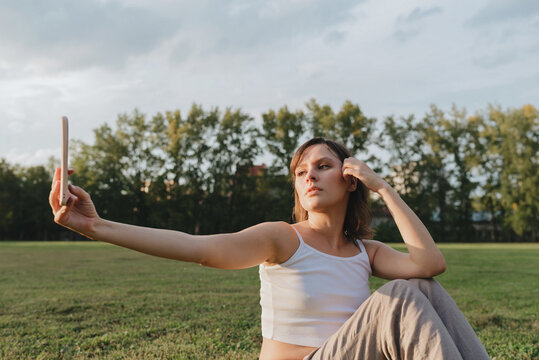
[0,100,537,242]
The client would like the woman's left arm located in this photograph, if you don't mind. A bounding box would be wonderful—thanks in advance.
[342,158,446,279]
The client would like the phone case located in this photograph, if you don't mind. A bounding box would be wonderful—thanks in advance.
[60,116,69,205]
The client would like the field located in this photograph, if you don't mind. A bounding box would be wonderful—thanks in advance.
[0,242,537,359]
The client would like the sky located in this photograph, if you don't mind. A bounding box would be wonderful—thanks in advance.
[1,0,538,167]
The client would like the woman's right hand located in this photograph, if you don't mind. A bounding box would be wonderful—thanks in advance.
[49,167,100,238]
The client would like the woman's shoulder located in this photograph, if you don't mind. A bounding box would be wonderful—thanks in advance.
[360,239,384,267]
[250,221,298,247]
[259,221,301,265]
[257,220,295,233]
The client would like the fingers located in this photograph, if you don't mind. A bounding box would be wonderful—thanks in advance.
[64,193,77,214]
[50,168,78,224]
[53,167,74,181]
[49,179,61,213]
[54,167,61,181]
[53,191,77,225]
[68,184,89,201]
[51,168,74,191]
[342,166,357,179]
[55,204,69,224]
[52,168,60,190]
[50,178,79,216]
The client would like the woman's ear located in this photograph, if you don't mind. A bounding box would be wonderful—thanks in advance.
[348,178,357,192]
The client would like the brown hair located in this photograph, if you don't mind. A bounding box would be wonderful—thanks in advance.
[289,138,373,246]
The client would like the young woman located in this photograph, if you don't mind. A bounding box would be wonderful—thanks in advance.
[49,137,490,359]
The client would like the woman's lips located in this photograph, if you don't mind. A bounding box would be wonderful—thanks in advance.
[306,187,322,195]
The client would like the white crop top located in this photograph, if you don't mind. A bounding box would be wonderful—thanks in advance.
[259,225,372,347]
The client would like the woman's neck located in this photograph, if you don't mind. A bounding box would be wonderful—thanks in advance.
[306,211,348,250]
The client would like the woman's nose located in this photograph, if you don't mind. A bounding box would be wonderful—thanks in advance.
[306,170,317,182]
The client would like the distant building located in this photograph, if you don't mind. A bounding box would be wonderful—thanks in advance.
[236,163,267,176]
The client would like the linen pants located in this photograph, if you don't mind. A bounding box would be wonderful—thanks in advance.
[303,278,490,360]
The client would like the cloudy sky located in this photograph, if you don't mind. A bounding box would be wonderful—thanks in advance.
[1,0,538,166]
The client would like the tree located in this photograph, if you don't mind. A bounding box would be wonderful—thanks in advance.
[306,99,376,156]
[480,104,538,241]
[0,159,19,239]
[17,166,58,240]
[260,105,307,223]
[378,115,436,234]
[261,105,306,174]
[70,109,164,225]
[156,105,219,234]
[424,105,483,241]
[206,108,262,233]
[418,106,454,242]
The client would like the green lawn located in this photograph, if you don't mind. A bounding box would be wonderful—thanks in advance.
[0,242,537,359]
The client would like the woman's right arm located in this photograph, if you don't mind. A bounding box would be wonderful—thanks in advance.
[49,168,286,269]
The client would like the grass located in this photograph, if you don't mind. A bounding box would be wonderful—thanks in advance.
[0,242,537,359]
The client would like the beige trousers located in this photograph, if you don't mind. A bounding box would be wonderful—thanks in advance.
[303,279,490,360]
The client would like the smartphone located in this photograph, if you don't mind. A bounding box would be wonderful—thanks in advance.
[60,116,69,205]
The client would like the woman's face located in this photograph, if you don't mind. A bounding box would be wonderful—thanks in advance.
[294,144,353,213]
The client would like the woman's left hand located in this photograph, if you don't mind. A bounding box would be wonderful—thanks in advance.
[342,157,389,194]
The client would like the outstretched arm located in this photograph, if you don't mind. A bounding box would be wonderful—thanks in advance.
[49,168,281,269]
[342,158,446,279]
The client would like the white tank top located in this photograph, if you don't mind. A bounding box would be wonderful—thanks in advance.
[259,225,372,347]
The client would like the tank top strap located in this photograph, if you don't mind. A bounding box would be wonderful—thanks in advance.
[290,224,305,245]
[357,239,367,254]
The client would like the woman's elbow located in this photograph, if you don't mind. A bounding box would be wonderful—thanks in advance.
[429,255,447,277]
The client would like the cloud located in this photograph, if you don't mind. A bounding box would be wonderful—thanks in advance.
[466,0,539,26]
[166,0,361,61]
[5,147,59,167]
[393,6,443,42]
[465,1,539,70]
[324,30,346,45]
[0,0,179,72]
[7,121,24,133]
[0,0,363,73]
[1,0,538,168]
[298,62,327,79]
[472,50,517,69]
[393,28,421,42]
[399,6,443,23]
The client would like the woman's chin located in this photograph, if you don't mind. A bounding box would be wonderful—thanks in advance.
[303,201,329,213]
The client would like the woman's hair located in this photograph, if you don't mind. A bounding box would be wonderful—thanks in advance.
[289,138,373,245]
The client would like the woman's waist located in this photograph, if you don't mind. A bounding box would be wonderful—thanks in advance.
[259,337,317,360]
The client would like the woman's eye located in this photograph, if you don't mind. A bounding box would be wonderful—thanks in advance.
[297,171,305,176]
[319,164,329,169]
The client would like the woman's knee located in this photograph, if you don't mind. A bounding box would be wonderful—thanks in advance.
[380,278,448,305]
[379,279,422,299]
[407,278,446,295]
[383,278,409,287]
[407,277,437,289]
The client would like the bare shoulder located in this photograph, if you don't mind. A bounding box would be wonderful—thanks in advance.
[245,221,293,240]
[259,221,300,265]
[243,220,297,250]
[361,239,387,267]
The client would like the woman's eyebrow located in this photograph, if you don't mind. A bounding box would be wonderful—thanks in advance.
[296,157,336,169]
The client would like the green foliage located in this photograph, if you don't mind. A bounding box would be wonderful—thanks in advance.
[0,160,18,237]
[480,105,538,239]
[379,114,431,220]
[0,101,537,241]
[0,161,57,240]
[261,105,305,174]
[306,99,376,155]
[378,104,537,242]
[419,105,483,241]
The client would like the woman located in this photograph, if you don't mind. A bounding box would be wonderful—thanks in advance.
[49,137,490,359]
